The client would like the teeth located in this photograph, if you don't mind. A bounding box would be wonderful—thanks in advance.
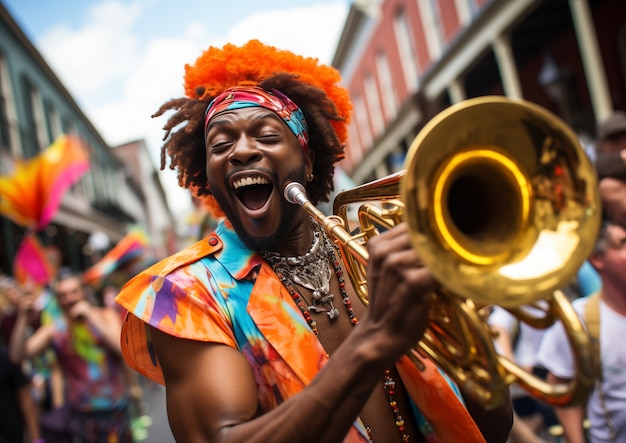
[233,176,270,190]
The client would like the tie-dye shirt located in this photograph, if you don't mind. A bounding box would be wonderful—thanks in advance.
[50,315,128,412]
[116,220,486,443]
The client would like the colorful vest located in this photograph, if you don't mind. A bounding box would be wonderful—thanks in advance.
[116,220,485,442]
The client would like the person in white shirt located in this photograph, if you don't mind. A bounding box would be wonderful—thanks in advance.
[489,303,556,443]
[536,221,626,443]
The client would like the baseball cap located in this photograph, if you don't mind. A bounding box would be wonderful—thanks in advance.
[598,111,626,141]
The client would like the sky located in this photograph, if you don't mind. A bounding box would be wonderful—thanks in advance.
[1,0,350,214]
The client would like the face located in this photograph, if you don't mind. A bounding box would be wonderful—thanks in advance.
[55,276,85,312]
[592,224,626,297]
[598,131,626,154]
[205,107,313,251]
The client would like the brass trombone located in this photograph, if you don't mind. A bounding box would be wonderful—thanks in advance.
[284,96,599,410]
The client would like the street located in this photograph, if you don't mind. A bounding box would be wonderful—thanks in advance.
[137,378,175,443]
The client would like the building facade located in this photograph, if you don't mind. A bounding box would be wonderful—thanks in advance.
[0,4,176,276]
[333,0,626,184]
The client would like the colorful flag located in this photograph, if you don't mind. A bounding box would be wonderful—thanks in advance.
[1,134,90,285]
[0,134,90,229]
[83,227,150,286]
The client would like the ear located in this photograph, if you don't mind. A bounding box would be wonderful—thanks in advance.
[588,253,603,273]
[304,149,315,178]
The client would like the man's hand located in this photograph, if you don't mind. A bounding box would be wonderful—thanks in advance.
[67,299,93,320]
[359,222,435,361]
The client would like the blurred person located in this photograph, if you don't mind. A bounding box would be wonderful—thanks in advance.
[593,111,626,228]
[0,346,43,443]
[115,40,512,443]
[536,221,626,443]
[9,269,132,443]
[489,305,557,443]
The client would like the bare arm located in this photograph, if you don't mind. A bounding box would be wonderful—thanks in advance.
[17,382,42,441]
[548,372,586,443]
[152,223,435,443]
[49,358,65,409]
[9,294,53,364]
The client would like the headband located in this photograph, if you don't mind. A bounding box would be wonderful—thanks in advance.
[204,86,309,152]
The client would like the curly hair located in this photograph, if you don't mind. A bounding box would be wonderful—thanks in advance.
[152,40,352,218]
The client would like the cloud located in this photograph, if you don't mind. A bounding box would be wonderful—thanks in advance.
[35,1,348,214]
[39,1,144,107]
[224,4,348,64]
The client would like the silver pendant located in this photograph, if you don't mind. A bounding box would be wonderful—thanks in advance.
[327,307,340,319]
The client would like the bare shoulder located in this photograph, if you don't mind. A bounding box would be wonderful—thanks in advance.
[148,326,259,441]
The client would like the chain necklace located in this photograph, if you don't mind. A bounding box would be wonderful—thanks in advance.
[262,219,348,321]
[262,219,410,442]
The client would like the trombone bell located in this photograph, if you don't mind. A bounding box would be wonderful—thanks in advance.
[402,96,600,307]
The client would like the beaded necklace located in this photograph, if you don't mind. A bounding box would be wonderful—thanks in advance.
[262,219,411,442]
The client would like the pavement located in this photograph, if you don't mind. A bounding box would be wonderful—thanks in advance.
[135,378,175,443]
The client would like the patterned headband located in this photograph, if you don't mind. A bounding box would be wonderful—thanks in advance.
[204,86,309,152]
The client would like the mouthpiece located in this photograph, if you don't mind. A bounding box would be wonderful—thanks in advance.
[283,182,308,206]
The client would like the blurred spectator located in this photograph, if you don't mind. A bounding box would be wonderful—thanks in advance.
[9,269,132,443]
[594,111,626,228]
[536,221,626,443]
[0,346,42,442]
[489,304,556,443]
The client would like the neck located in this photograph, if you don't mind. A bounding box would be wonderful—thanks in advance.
[268,212,315,257]
[600,283,626,316]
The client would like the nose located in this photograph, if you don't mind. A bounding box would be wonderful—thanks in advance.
[228,135,262,165]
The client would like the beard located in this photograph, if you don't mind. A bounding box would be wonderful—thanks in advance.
[210,164,308,252]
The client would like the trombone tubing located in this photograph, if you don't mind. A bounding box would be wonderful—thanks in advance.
[284,182,369,266]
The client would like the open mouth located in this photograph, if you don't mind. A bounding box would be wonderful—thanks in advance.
[232,175,274,210]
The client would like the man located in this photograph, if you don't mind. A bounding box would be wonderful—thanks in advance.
[593,111,626,227]
[536,221,626,442]
[10,270,132,442]
[116,40,512,442]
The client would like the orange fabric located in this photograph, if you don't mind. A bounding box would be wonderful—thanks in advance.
[397,354,486,443]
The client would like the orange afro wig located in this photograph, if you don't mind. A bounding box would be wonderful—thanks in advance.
[184,39,351,146]
[153,39,352,219]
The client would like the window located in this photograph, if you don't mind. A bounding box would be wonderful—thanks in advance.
[46,102,63,140]
[21,76,48,156]
[353,95,373,151]
[420,0,444,60]
[364,74,385,137]
[454,0,481,24]
[0,53,19,156]
[375,51,399,120]
[393,9,420,93]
